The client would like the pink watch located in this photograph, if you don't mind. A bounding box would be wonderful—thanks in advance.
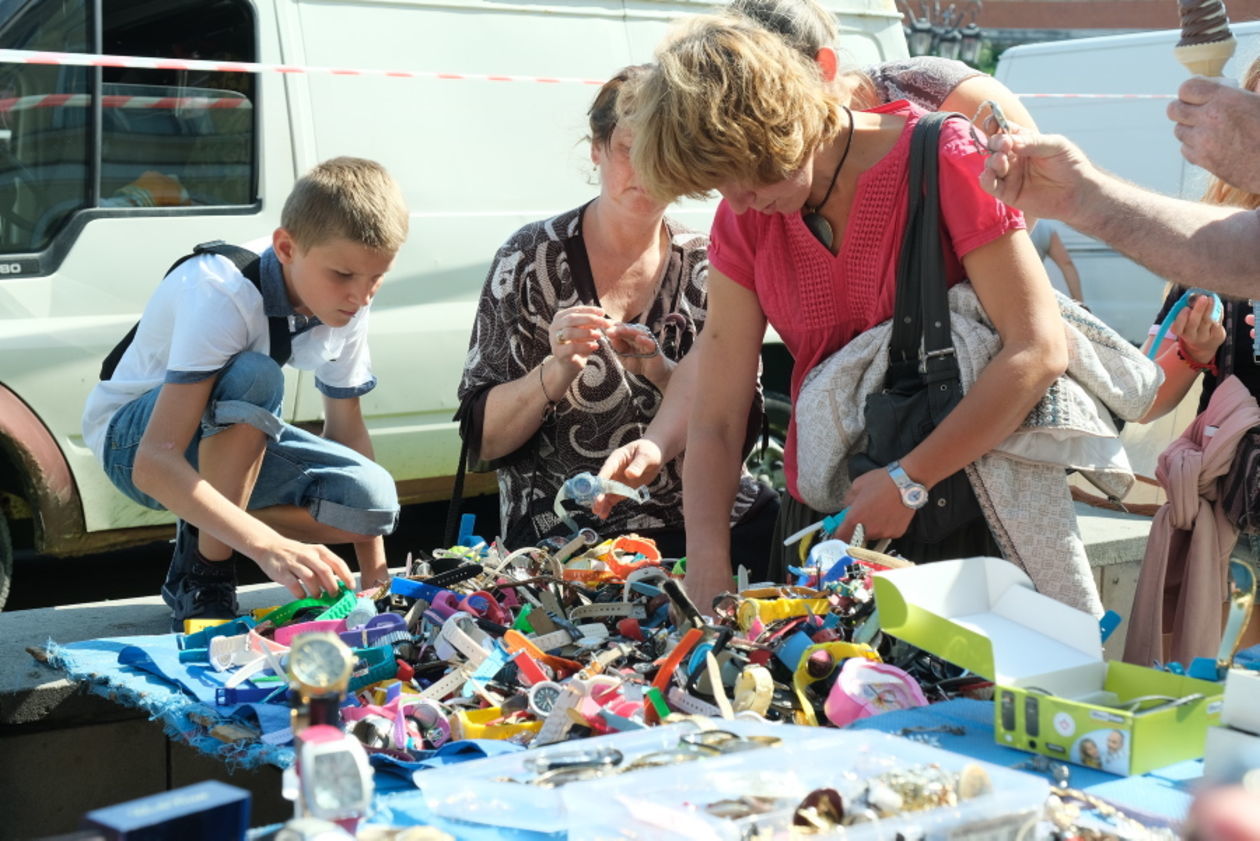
[296,724,374,832]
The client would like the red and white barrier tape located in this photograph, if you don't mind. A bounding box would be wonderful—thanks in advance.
[0,47,1184,99]
[0,48,605,86]
[0,93,252,114]
[1017,92,1175,100]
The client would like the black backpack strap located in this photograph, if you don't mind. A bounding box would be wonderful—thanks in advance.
[193,241,291,368]
[100,241,291,380]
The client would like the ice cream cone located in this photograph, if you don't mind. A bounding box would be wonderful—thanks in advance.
[1175,36,1237,76]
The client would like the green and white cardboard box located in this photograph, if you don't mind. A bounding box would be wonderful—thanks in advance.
[873,557,1223,776]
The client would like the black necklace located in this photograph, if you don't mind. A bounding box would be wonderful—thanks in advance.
[801,106,854,252]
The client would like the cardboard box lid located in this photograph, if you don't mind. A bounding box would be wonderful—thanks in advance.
[873,558,1103,684]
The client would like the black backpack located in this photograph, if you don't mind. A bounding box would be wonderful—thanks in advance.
[99,241,292,381]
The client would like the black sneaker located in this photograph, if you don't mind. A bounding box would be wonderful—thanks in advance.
[168,551,240,632]
[161,520,199,611]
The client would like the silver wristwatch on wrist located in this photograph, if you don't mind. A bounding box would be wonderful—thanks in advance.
[886,460,928,510]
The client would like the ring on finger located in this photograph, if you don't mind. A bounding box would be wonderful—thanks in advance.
[556,328,571,345]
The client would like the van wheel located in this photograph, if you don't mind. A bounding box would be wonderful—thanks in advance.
[746,393,791,492]
[0,510,11,610]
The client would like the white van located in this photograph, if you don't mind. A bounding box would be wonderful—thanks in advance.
[0,0,908,606]
[996,22,1260,344]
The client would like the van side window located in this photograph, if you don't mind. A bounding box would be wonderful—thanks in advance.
[0,0,257,257]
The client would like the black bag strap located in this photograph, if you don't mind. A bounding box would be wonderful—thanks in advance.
[100,241,290,380]
[443,403,474,547]
[886,112,965,389]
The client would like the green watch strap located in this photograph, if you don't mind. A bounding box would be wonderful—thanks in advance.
[257,585,351,628]
[315,585,359,621]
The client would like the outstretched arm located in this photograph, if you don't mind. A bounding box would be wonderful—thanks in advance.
[982,131,1260,300]
[681,271,766,613]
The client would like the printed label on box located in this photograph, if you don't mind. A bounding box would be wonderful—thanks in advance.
[1053,712,1076,737]
[1089,709,1125,724]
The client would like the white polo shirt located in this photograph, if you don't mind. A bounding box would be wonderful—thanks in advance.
[81,239,376,463]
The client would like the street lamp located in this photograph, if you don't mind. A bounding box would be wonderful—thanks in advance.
[959,21,984,66]
[907,18,936,57]
[936,27,963,61]
[899,0,983,64]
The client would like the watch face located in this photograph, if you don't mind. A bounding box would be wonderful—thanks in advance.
[529,683,562,716]
[310,750,365,814]
[903,485,929,509]
[290,636,349,689]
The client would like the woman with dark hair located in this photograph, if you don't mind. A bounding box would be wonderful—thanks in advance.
[457,65,777,567]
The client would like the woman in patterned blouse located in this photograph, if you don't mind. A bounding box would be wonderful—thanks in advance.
[456,66,778,568]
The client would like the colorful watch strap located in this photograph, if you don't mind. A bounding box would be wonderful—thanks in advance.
[338,614,409,649]
[256,587,348,628]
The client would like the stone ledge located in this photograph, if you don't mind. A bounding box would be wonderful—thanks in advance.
[1073,500,1153,568]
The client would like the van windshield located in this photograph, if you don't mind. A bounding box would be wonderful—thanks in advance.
[0,0,256,257]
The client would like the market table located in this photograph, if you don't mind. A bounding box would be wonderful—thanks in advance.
[50,626,1200,837]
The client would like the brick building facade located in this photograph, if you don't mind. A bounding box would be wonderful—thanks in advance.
[981,0,1260,31]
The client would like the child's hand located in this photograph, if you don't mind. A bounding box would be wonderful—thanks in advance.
[256,538,355,599]
[1173,293,1227,364]
[1247,312,1256,342]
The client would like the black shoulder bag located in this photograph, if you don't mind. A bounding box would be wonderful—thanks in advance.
[846,112,985,544]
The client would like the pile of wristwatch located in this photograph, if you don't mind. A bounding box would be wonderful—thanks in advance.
[183,527,988,768]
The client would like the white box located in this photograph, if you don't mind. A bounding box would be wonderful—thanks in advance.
[1222,668,1260,736]
[1203,725,1260,784]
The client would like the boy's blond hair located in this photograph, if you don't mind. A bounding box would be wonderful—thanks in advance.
[281,157,409,253]
[622,15,842,202]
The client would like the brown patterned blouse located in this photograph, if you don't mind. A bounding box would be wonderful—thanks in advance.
[458,203,761,545]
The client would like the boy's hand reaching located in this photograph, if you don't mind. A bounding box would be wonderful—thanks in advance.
[256,538,356,599]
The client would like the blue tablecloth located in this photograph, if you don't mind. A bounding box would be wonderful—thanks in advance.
[46,633,1201,834]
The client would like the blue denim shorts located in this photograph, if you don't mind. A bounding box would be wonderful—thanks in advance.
[102,351,398,537]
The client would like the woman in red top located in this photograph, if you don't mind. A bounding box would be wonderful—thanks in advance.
[622,16,1068,611]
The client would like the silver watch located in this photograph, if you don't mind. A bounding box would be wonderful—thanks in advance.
[886,461,928,510]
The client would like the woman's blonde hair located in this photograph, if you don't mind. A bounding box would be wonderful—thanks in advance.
[622,15,843,202]
[1202,54,1260,210]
